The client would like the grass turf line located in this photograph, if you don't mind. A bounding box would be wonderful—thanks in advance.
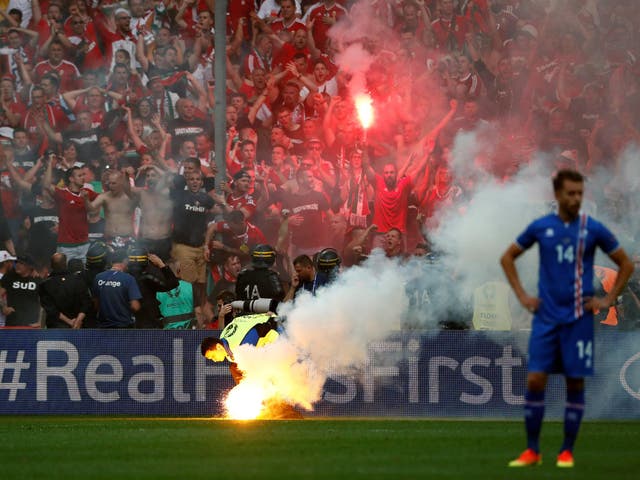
[0,418,638,480]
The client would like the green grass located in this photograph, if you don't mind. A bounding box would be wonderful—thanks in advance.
[0,417,638,479]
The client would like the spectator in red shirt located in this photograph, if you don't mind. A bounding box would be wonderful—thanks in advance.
[303,0,348,53]
[243,33,274,78]
[93,7,138,72]
[216,169,257,221]
[431,0,470,52]
[269,0,306,35]
[0,75,26,129]
[205,209,267,265]
[33,2,64,50]
[42,162,98,262]
[22,86,58,154]
[66,15,103,72]
[34,41,81,93]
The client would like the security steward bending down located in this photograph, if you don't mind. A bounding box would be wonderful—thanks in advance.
[200,312,280,384]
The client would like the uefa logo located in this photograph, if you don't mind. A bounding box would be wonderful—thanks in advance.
[620,352,640,401]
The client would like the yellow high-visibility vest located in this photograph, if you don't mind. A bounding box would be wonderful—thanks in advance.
[219,313,279,360]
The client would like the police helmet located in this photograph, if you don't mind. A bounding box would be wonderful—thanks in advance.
[316,248,341,272]
[251,244,276,268]
[86,241,109,267]
[127,244,149,268]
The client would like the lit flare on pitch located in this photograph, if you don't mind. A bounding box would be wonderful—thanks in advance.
[224,381,267,420]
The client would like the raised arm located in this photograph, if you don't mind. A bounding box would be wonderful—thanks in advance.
[122,105,146,151]
[136,31,150,72]
[37,115,63,144]
[62,87,90,111]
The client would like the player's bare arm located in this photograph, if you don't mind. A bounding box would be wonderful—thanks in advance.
[584,247,634,312]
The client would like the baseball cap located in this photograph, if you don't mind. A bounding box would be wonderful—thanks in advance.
[0,250,16,263]
[233,169,251,182]
[16,254,35,267]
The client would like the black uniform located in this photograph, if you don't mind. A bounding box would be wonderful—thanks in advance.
[129,264,179,328]
[39,269,91,328]
[235,267,285,301]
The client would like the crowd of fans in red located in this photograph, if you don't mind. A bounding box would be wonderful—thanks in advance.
[0,0,638,328]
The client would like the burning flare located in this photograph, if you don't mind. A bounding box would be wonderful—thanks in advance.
[355,93,374,130]
[224,381,268,420]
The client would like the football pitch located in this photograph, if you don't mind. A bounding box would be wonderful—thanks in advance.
[1,417,638,480]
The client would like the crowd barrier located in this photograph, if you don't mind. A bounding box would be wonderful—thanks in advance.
[1,329,638,419]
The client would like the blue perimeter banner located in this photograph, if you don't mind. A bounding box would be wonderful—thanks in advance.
[0,330,638,419]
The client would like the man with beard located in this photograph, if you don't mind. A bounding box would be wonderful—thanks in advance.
[365,158,418,249]
[501,170,634,468]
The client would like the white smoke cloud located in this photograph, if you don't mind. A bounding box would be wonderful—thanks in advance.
[232,251,410,410]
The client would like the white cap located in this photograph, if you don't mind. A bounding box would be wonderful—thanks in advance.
[0,250,17,263]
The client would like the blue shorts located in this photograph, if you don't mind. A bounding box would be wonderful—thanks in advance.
[527,313,595,377]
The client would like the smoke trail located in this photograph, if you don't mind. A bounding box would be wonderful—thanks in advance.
[232,251,410,410]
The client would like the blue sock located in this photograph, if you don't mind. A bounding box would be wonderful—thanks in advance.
[561,390,585,453]
[524,390,545,453]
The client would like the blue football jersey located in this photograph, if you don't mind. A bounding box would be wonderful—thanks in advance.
[516,213,619,324]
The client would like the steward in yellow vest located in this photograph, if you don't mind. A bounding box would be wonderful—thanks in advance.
[200,313,279,383]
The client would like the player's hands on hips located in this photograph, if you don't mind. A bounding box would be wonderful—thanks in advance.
[519,294,540,313]
[583,296,611,313]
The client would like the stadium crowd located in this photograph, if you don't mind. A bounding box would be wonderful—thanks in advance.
[0,0,639,330]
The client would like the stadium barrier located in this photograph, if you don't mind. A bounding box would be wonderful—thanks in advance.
[0,329,638,418]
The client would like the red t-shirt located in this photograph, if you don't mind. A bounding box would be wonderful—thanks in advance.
[226,192,257,220]
[213,221,266,254]
[304,2,347,52]
[0,169,21,219]
[431,15,470,52]
[34,60,81,92]
[372,174,412,233]
[54,187,98,244]
[271,18,306,35]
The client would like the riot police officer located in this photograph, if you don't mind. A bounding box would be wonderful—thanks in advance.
[235,244,285,301]
[315,247,341,284]
[127,244,179,328]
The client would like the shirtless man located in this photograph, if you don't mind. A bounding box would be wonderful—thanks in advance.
[87,171,137,249]
[136,166,174,260]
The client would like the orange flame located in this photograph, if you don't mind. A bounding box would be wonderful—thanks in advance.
[224,381,267,420]
[355,93,374,130]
